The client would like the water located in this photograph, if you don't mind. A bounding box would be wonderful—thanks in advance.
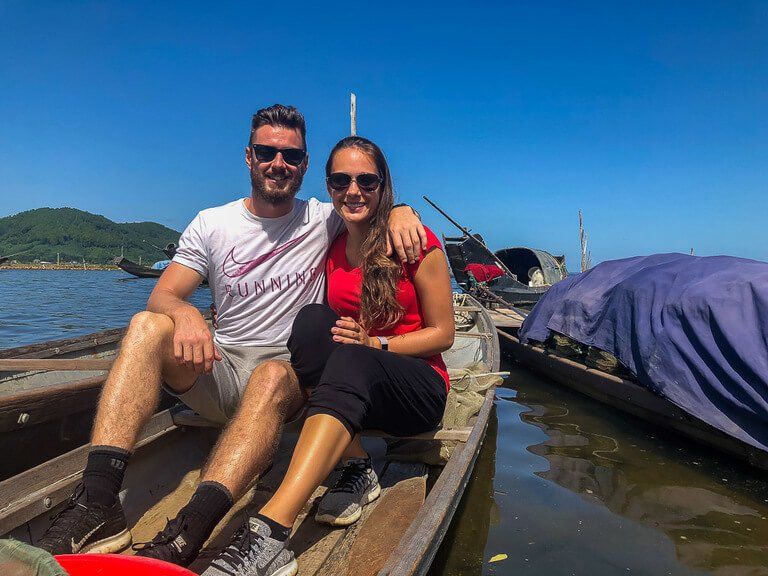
[3,270,768,574]
[431,364,768,576]
[0,270,212,348]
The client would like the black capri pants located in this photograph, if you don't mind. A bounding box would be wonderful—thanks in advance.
[287,304,447,437]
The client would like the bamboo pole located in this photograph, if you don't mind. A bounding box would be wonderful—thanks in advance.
[579,209,592,272]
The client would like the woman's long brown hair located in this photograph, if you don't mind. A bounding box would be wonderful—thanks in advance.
[326,136,403,331]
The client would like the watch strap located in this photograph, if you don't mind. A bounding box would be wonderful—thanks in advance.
[376,336,389,351]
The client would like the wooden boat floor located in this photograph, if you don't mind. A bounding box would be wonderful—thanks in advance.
[114,428,426,576]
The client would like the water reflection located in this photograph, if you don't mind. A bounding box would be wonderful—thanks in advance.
[514,364,768,576]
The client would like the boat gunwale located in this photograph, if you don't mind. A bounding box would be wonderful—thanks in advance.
[379,382,496,576]
[379,293,501,575]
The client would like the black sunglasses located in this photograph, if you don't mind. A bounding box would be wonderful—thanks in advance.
[326,172,382,192]
[250,144,307,167]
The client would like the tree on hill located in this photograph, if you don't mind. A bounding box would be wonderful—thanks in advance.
[0,208,181,263]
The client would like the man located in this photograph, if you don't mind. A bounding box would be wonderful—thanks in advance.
[37,104,426,568]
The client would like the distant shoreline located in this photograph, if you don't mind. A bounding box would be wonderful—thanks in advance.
[1,263,119,271]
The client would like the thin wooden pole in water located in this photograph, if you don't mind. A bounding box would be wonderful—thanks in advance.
[350,92,357,136]
[579,209,592,272]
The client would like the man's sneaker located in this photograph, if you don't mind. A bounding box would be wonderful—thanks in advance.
[201,516,297,576]
[36,484,132,555]
[133,514,204,567]
[315,457,380,527]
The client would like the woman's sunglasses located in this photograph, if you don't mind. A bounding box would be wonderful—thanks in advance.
[251,144,307,167]
[326,172,382,192]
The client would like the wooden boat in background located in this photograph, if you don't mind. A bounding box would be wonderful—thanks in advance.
[423,196,567,308]
[114,256,168,279]
[444,233,566,307]
[114,242,181,279]
[0,295,501,576]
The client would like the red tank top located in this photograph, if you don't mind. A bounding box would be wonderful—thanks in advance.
[326,226,450,390]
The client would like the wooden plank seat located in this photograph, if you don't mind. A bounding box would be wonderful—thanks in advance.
[170,405,474,443]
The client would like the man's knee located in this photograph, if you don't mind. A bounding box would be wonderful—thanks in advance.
[125,311,174,344]
[243,360,299,409]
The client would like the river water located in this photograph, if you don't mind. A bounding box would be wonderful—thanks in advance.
[3,270,768,574]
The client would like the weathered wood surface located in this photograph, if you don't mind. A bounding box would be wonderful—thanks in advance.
[170,407,473,442]
[499,329,768,472]
[0,410,178,536]
[0,328,125,360]
[187,437,394,575]
[486,307,525,328]
[379,383,497,576]
[318,461,427,576]
[0,359,113,372]
[0,375,105,433]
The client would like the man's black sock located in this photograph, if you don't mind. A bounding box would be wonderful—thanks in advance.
[82,446,130,507]
[255,513,291,542]
[177,481,234,544]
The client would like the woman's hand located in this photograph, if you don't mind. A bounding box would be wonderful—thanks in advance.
[332,317,378,348]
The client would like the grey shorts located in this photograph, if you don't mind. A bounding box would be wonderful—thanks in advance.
[166,343,290,425]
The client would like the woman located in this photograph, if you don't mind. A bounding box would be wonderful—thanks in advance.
[203,137,454,576]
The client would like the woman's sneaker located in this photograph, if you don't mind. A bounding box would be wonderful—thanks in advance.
[202,516,297,576]
[36,484,132,554]
[315,457,381,526]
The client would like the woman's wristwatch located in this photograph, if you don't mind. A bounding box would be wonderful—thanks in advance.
[392,203,421,220]
[376,336,389,351]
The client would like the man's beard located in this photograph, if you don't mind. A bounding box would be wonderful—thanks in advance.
[250,168,304,206]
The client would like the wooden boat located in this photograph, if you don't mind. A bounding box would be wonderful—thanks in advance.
[114,256,168,279]
[444,233,567,307]
[496,328,768,472]
[422,196,566,308]
[0,294,501,575]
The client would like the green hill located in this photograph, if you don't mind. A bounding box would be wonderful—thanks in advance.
[0,208,181,264]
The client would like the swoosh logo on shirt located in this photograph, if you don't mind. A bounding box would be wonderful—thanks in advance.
[71,521,105,552]
[221,231,311,278]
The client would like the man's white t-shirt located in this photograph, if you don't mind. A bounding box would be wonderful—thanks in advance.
[173,198,344,348]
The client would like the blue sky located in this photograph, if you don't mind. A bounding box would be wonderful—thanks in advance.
[1,1,766,267]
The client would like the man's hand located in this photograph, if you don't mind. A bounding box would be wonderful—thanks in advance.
[171,305,222,374]
[386,205,427,264]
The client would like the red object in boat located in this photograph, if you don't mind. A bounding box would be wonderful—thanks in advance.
[55,554,197,575]
[464,263,504,282]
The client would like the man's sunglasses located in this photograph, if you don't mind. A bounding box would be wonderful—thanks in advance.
[250,144,307,166]
[326,172,382,192]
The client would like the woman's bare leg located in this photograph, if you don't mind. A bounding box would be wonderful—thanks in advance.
[259,414,352,527]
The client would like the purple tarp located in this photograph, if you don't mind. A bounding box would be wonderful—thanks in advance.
[519,253,768,451]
